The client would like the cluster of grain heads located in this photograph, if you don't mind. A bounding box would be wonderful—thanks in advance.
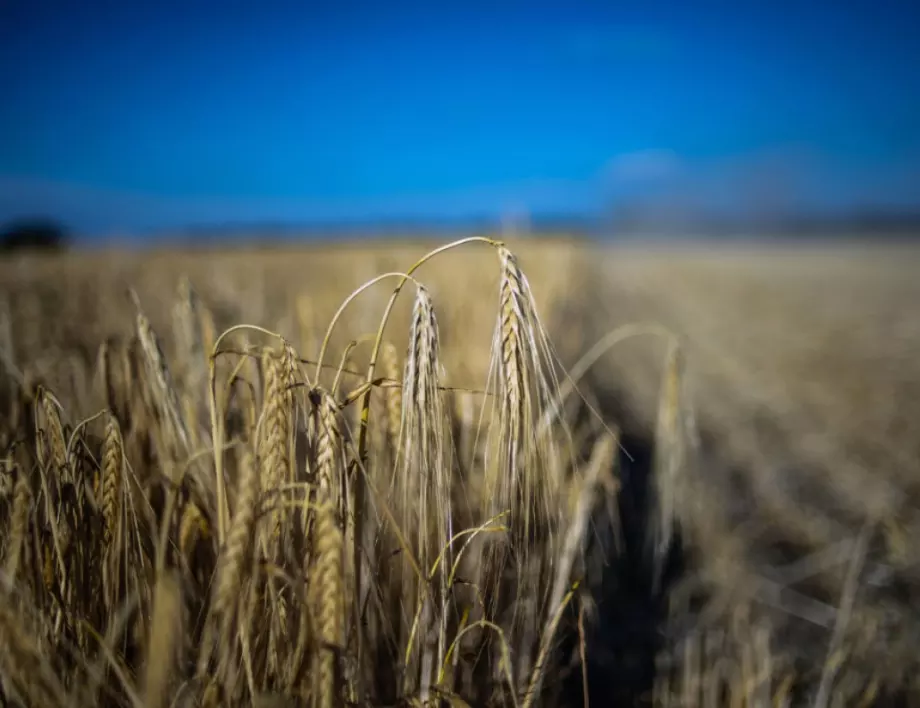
[0,239,642,707]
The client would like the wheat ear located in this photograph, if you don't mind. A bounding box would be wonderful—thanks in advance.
[310,499,345,708]
[214,446,260,623]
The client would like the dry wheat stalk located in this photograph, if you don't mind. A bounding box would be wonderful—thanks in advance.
[259,349,291,549]
[479,245,567,667]
[36,386,68,479]
[101,412,123,549]
[214,446,260,624]
[487,246,564,547]
[398,284,453,696]
[310,387,342,511]
[309,499,345,708]
[279,340,300,475]
[257,348,295,685]
[97,338,120,422]
[179,500,208,558]
[133,296,192,461]
[308,384,359,701]
[173,276,208,396]
[650,339,686,593]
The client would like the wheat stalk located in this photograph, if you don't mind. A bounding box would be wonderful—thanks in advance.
[132,294,192,462]
[310,387,342,511]
[101,412,123,549]
[309,499,345,708]
[650,339,685,593]
[398,284,453,696]
[214,445,260,623]
[259,349,291,550]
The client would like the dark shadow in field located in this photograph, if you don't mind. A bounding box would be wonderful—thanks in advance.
[556,392,687,707]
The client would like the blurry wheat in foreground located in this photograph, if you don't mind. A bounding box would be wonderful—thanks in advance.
[1,237,917,708]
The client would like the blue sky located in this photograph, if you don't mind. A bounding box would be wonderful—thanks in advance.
[1,0,919,235]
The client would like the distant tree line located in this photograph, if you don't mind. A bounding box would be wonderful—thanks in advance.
[0,219,70,252]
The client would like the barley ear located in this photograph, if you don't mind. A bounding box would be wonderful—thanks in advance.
[309,500,345,708]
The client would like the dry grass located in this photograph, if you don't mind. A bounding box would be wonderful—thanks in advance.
[0,236,918,706]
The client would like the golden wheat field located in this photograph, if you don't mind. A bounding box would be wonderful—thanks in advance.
[0,236,918,707]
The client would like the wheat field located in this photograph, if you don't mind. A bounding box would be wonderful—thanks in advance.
[0,236,918,707]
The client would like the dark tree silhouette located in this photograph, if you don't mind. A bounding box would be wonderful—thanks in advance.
[0,219,70,252]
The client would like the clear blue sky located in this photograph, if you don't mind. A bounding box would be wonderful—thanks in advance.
[1,0,918,235]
